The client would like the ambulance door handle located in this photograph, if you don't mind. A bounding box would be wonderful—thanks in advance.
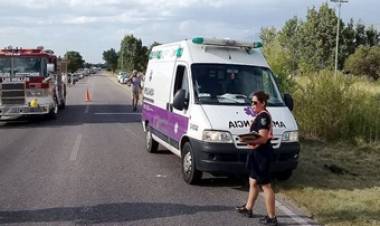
[166,103,173,112]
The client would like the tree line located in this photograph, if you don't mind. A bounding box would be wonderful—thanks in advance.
[103,3,379,81]
[260,3,380,84]
[103,35,160,74]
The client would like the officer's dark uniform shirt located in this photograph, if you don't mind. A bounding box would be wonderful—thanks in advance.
[246,111,274,184]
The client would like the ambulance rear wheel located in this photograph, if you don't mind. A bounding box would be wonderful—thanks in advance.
[145,127,158,153]
[182,142,202,184]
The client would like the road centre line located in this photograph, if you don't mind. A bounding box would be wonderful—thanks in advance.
[70,134,82,161]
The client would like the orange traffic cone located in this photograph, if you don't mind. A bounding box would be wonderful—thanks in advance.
[84,88,91,102]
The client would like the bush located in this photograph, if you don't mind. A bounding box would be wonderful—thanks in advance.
[294,70,380,142]
[344,45,380,81]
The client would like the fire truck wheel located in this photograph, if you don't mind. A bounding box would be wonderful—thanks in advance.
[47,101,59,120]
[59,98,66,110]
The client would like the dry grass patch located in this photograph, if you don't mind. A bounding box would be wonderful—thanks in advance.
[276,140,380,226]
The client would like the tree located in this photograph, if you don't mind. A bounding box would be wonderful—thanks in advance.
[365,25,380,47]
[259,3,380,78]
[298,4,338,72]
[278,17,302,75]
[64,51,84,73]
[119,35,148,72]
[137,46,149,72]
[148,42,161,53]
[344,45,380,80]
[102,48,118,73]
[340,19,356,68]
[259,27,277,46]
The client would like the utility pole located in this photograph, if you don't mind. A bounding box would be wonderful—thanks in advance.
[331,0,348,76]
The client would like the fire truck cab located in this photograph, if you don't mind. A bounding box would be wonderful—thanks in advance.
[0,46,66,120]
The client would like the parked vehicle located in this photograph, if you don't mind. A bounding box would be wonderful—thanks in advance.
[142,37,300,184]
[117,72,128,84]
[0,46,66,120]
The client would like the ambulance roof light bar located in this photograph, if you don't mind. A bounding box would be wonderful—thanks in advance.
[192,37,263,48]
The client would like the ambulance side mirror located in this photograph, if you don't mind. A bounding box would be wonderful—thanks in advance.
[284,93,294,111]
[173,89,188,110]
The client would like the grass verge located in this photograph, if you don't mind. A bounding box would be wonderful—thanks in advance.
[276,140,380,226]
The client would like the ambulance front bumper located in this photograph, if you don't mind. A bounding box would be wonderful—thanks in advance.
[189,138,300,175]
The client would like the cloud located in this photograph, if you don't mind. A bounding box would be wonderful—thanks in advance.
[0,0,378,63]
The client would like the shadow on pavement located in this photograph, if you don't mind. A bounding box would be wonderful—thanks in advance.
[0,202,230,225]
[0,104,141,129]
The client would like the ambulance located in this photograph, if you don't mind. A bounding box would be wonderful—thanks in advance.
[142,37,299,184]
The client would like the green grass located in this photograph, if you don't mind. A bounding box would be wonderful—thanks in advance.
[276,140,380,226]
[292,71,380,143]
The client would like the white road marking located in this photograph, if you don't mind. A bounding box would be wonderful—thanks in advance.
[84,105,90,114]
[94,112,140,115]
[155,174,168,178]
[274,197,314,226]
[70,134,82,161]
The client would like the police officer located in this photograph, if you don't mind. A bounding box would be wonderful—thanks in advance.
[236,91,278,226]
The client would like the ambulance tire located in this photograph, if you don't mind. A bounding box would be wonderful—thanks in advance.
[145,127,158,153]
[182,142,202,184]
[275,170,293,181]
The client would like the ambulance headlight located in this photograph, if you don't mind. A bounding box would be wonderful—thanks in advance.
[202,130,233,143]
[282,131,299,142]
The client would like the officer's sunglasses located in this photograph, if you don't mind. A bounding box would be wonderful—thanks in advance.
[251,101,259,105]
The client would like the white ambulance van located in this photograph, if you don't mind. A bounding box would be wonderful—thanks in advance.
[142,37,300,184]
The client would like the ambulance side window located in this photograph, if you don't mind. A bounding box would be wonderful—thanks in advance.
[173,65,189,98]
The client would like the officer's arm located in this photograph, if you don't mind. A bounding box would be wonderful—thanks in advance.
[249,129,270,145]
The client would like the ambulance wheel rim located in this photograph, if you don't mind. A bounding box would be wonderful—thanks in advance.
[146,130,152,149]
[183,151,192,175]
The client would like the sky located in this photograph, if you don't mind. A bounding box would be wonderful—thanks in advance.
[0,0,379,63]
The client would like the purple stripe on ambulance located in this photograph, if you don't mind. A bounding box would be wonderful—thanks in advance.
[142,102,189,142]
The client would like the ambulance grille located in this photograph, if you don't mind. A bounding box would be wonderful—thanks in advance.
[0,83,26,105]
[233,135,281,149]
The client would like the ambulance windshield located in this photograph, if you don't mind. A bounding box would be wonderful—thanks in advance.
[191,64,284,106]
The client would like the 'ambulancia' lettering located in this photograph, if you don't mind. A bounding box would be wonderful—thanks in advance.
[273,121,286,128]
[229,120,250,129]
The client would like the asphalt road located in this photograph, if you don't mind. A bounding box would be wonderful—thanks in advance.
[0,73,317,226]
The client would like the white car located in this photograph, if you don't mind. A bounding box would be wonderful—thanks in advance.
[117,72,128,83]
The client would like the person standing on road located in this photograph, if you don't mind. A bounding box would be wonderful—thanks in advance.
[126,70,142,112]
[236,91,278,226]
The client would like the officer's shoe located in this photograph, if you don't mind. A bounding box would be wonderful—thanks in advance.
[259,216,278,226]
[236,205,253,218]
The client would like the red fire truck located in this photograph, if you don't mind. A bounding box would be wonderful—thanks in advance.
[0,46,66,120]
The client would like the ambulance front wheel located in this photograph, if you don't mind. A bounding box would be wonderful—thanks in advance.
[182,142,202,184]
[145,127,158,153]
